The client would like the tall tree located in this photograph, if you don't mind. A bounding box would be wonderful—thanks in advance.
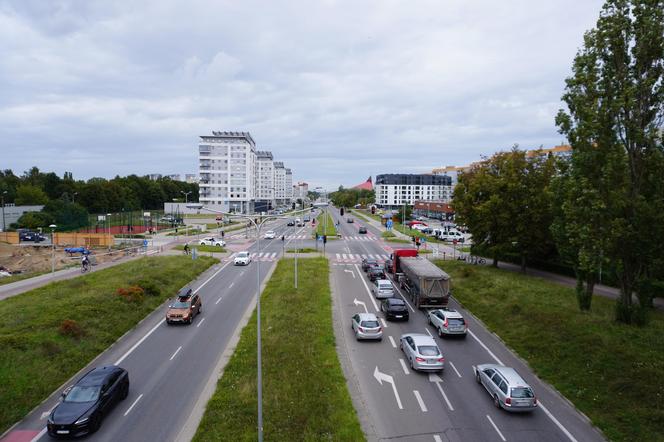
[556,0,664,323]
[15,184,49,205]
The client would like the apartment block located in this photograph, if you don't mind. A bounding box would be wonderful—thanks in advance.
[255,151,275,213]
[375,174,453,209]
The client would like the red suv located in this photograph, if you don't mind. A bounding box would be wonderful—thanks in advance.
[166,288,202,325]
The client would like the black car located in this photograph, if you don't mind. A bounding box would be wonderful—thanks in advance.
[384,257,393,273]
[287,220,295,226]
[361,258,379,272]
[47,366,129,438]
[346,218,354,223]
[381,297,410,321]
[19,231,45,242]
[368,266,385,282]
[358,226,368,234]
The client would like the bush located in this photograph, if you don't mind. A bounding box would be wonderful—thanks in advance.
[116,286,145,303]
[59,319,84,339]
[133,278,161,297]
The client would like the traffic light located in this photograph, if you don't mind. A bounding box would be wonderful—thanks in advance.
[323,235,327,244]
[340,207,344,216]
[371,206,376,214]
[411,236,415,242]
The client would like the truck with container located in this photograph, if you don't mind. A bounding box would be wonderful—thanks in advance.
[396,255,451,309]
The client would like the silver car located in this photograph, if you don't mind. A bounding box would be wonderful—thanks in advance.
[474,364,538,412]
[372,279,394,299]
[351,313,382,341]
[428,308,467,337]
[399,333,444,372]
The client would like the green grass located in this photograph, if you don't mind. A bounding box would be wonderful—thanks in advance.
[387,238,411,244]
[315,211,337,237]
[0,255,217,434]
[435,260,664,442]
[286,247,318,253]
[350,210,372,222]
[381,231,396,238]
[174,244,226,253]
[166,228,203,236]
[0,270,50,286]
[194,258,364,441]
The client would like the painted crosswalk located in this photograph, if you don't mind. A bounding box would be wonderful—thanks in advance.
[333,253,390,263]
[226,234,379,241]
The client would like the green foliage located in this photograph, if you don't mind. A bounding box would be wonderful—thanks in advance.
[16,200,89,231]
[438,260,664,442]
[14,184,48,205]
[193,258,364,441]
[556,0,664,322]
[329,186,374,208]
[0,255,217,434]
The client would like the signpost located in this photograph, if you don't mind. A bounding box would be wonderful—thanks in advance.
[386,220,393,230]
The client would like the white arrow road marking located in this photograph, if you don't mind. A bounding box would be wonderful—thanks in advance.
[448,361,462,378]
[433,436,442,442]
[388,336,397,348]
[40,403,58,420]
[353,298,368,314]
[486,414,506,441]
[429,373,454,411]
[344,268,356,278]
[354,264,379,311]
[399,358,410,375]
[373,366,403,409]
[413,390,428,412]
[124,394,143,417]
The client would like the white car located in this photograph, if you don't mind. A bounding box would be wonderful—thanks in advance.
[428,308,467,337]
[371,279,395,299]
[264,230,276,239]
[234,251,251,266]
[351,313,382,341]
[199,237,226,247]
[400,333,445,372]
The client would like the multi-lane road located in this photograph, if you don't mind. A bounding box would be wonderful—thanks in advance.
[326,209,605,442]
[3,207,605,442]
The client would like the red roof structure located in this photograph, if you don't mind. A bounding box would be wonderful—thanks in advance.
[353,176,373,191]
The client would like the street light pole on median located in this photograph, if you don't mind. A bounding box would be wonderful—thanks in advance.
[49,224,57,273]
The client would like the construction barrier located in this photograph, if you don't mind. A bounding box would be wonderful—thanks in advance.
[0,232,19,244]
[54,232,114,247]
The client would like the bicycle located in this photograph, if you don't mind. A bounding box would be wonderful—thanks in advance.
[469,255,487,265]
[81,261,91,273]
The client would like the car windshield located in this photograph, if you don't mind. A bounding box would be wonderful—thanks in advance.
[361,320,379,328]
[238,252,249,258]
[511,387,534,398]
[64,385,101,403]
[418,345,440,356]
[171,301,190,309]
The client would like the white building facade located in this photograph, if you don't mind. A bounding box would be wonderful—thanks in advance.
[273,161,286,206]
[375,174,453,209]
[198,131,256,213]
[285,168,293,205]
[255,151,275,212]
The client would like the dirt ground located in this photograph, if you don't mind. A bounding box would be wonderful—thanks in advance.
[0,243,128,275]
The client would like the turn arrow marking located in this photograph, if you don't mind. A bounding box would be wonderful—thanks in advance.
[353,298,368,313]
[374,366,403,409]
[429,373,454,411]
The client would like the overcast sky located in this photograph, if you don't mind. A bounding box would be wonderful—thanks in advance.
[0,0,605,189]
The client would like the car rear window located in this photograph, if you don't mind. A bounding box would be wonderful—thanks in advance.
[448,318,465,325]
[511,387,534,398]
[389,299,405,305]
[361,320,379,328]
[418,345,440,356]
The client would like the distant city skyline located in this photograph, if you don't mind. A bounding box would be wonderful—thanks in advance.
[0,0,604,189]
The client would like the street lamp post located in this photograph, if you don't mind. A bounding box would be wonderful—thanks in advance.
[181,191,192,204]
[49,224,57,273]
[1,191,7,232]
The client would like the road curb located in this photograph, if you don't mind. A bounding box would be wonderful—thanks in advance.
[175,260,279,442]
[329,263,380,442]
[451,296,608,441]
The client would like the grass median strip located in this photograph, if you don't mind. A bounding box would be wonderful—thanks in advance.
[315,211,337,238]
[436,260,664,442]
[0,255,217,434]
[174,244,227,253]
[194,257,364,441]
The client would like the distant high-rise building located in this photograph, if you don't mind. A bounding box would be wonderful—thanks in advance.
[285,168,293,204]
[185,174,199,184]
[375,174,453,209]
[273,161,286,206]
[255,151,275,212]
[148,174,162,181]
[165,174,181,181]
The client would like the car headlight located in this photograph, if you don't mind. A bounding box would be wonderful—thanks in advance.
[75,416,90,425]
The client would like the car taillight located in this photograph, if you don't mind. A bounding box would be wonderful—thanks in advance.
[416,357,425,362]
[533,396,538,405]
[378,327,382,332]
[438,357,445,362]
[358,327,364,332]
[505,397,511,405]
[443,319,448,327]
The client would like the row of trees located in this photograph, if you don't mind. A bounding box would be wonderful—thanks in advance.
[454,0,664,325]
[329,187,375,208]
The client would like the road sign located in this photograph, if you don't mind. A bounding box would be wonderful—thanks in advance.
[421,237,426,243]
[386,220,393,229]
[142,239,148,247]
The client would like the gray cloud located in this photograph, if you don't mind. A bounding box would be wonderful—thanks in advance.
[0,0,604,189]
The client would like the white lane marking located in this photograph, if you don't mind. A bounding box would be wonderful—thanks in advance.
[29,428,46,442]
[215,297,222,305]
[469,329,578,442]
[353,298,368,314]
[169,346,182,361]
[486,414,506,441]
[399,358,410,375]
[388,336,397,348]
[124,394,144,417]
[449,361,462,378]
[342,253,348,260]
[467,329,504,365]
[539,402,579,442]
[369,254,376,259]
[413,390,428,412]
[433,436,442,442]
[336,253,341,260]
[115,319,163,365]
[361,254,367,259]
[344,268,356,278]
[228,282,235,289]
[373,366,403,409]
[429,373,454,411]
[380,318,388,329]
[196,317,206,328]
[424,327,433,337]
[354,264,379,311]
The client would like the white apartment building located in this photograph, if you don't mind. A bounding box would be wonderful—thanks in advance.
[285,168,293,204]
[198,131,256,213]
[375,174,453,209]
[255,151,275,212]
[294,182,309,200]
[273,161,286,206]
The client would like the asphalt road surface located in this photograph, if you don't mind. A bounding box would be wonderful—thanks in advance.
[326,208,605,442]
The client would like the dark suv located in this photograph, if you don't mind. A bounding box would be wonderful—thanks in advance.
[368,266,386,282]
[358,226,368,234]
[361,258,379,272]
[166,288,202,324]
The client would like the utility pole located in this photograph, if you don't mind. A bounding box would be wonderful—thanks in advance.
[1,191,6,232]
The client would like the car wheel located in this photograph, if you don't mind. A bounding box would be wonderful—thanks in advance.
[166,319,171,325]
[493,394,501,408]
[428,316,432,325]
[475,371,481,383]
[188,316,193,324]
[91,413,102,433]
[438,327,443,337]
[410,357,415,370]
[120,382,129,400]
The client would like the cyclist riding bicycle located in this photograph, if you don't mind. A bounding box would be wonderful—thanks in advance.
[81,255,90,271]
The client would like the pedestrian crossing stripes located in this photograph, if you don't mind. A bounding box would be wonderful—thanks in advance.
[225,252,280,262]
[334,253,390,263]
[227,234,379,241]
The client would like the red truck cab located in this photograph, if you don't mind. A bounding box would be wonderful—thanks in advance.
[386,248,418,274]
